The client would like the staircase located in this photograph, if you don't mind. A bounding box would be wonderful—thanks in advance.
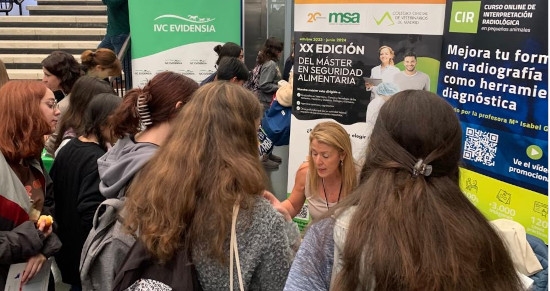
[0,0,107,80]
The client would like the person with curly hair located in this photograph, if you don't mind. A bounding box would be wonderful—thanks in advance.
[41,51,82,102]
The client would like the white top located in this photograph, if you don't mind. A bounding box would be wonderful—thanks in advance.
[304,170,337,221]
[369,65,400,99]
[365,96,389,145]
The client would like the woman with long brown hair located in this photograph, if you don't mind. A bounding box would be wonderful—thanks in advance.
[118,82,297,290]
[284,90,524,291]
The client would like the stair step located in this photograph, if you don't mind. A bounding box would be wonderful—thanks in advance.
[37,0,103,5]
[28,5,106,15]
[2,53,82,69]
[0,27,105,41]
[2,53,81,64]
[0,40,99,54]
[6,69,44,80]
[0,15,106,27]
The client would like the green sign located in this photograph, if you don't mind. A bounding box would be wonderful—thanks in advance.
[449,1,481,33]
[128,0,242,85]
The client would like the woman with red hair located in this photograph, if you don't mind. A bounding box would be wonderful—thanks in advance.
[0,81,62,289]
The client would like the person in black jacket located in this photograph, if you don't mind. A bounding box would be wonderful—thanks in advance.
[50,93,121,289]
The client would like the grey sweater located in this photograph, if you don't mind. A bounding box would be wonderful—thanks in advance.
[193,197,299,290]
[257,60,282,107]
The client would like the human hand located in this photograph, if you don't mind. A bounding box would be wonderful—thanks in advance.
[365,83,373,90]
[263,191,292,221]
[21,253,46,284]
[36,219,52,238]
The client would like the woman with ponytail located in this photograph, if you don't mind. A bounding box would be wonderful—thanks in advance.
[80,48,122,79]
[284,90,524,291]
[83,71,198,291]
[98,71,198,199]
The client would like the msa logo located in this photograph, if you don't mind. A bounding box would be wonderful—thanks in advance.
[328,12,360,24]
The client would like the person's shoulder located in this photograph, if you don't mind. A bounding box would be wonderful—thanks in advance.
[389,65,401,72]
[262,60,277,68]
[395,71,408,78]
[297,162,309,174]
[252,196,279,219]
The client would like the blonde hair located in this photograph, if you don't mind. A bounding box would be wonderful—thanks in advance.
[379,45,395,66]
[307,121,357,199]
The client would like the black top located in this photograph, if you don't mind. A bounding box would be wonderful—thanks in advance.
[50,138,106,286]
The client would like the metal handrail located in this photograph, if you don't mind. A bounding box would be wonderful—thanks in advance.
[110,34,132,97]
[0,0,14,15]
[13,0,23,15]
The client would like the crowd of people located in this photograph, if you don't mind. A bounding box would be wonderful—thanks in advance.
[0,35,545,291]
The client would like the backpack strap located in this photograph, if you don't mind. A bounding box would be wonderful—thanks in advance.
[91,198,125,229]
[80,198,127,281]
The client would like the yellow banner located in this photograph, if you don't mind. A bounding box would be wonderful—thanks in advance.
[460,167,548,243]
[295,0,446,3]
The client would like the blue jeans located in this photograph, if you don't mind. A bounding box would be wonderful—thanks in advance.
[98,34,132,89]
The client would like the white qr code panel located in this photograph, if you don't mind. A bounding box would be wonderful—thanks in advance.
[463,127,499,166]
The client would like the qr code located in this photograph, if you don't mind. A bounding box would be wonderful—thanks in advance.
[296,203,309,220]
[463,127,498,166]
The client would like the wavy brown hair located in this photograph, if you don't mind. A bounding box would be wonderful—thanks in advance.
[331,90,523,291]
[0,81,50,162]
[307,121,357,199]
[109,71,198,137]
[41,50,82,94]
[124,81,266,263]
[257,37,283,64]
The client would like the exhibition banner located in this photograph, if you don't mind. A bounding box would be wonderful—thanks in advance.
[128,0,242,87]
[290,0,446,229]
[440,0,547,242]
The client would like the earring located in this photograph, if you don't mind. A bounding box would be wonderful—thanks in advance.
[340,160,343,166]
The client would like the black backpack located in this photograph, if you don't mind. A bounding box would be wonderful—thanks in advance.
[112,239,202,291]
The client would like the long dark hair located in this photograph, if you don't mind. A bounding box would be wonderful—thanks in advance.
[331,90,523,291]
[81,93,121,151]
[53,76,114,150]
[257,37,283,64]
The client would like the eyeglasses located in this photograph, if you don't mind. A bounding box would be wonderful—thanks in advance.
[42,99,59,110]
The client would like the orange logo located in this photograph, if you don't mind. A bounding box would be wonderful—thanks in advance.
[307,12,321,23]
